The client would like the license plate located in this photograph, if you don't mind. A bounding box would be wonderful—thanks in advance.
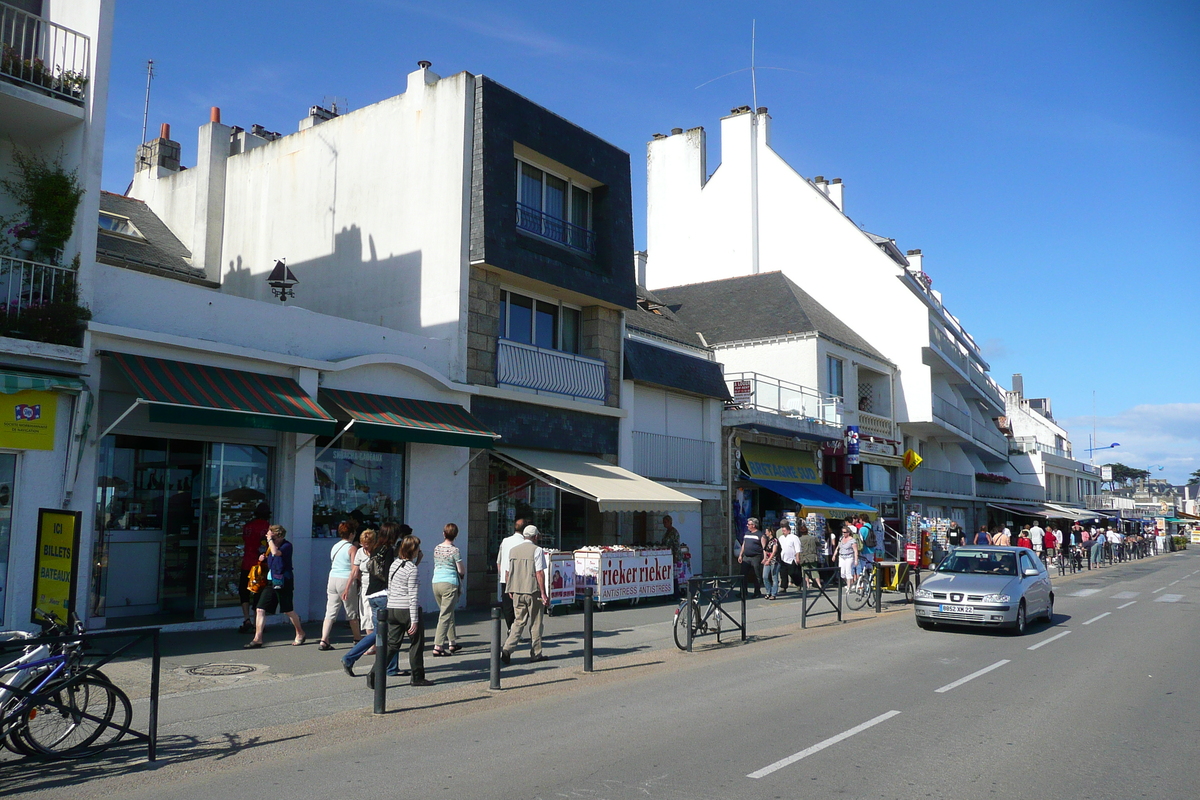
[940,604,974,613]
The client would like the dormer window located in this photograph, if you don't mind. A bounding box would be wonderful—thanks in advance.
[98,212,143,239]
[515,157,594,255]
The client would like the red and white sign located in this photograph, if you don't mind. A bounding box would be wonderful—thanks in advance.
[574,549,674,603]
[905,542,919,566]
[548,553,576,607]
[732,380,752,403]
[902,475,913,501]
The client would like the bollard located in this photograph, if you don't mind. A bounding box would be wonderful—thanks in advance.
[875,564,883,614]
[837,571,844,623]
[583,587,594,672]
[800,568,808,629]
[373,613,388,715]
[740,574,747,639]
[489,606,502,690]
[149,628,160,762]
[686,578,695,652]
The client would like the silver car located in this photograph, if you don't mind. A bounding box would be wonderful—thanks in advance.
[913,546,1054,635]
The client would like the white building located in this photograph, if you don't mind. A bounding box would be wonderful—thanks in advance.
[0,0,112,629]
[644,107,1011,533]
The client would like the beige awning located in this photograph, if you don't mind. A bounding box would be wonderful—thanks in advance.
[494,447,701,514]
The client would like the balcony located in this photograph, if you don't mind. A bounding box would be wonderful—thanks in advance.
[971,418,1008,455]
[0,3,89,107]
[1009,437,1073,459]
[856,409,895,440]
[632,431,716,484]
[969,361,1005,410]
[515,203,595,255]
[912,467,974,497]
[975,480,1045,502]
[932,394,971,433]
[496,338,607,402]
[0,254,85,347]
[726,372,841,426]
[927,321,971,376]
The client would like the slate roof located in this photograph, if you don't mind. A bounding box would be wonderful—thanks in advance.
[625,285,709,351]
[623,338,731,401]
[96,192,210,283]
[653,271,890,363]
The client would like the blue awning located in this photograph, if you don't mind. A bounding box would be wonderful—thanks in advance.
[751,478,877,519]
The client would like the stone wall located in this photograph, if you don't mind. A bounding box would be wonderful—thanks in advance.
[466,266,500,387]
[701,498,728,575]
[582,306,621,407]
[466,449,491,607]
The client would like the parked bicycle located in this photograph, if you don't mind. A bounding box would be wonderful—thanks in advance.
[673,576,745,650]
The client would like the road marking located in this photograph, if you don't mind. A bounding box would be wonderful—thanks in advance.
[1169,580,1180,586]
[1112,591,1139,599]
[934,660,1010,693]
[1117,601,1137,609]
[1152,587,1167,594]
[1082,612,1111,625]
[1155,594,1183,603]
[1070,589,1100,597]
[747,710,901,778]
[1027,630,1071,650]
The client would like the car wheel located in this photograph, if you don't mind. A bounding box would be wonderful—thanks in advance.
[1044,594,1054,623]
[1011,600,1027,636]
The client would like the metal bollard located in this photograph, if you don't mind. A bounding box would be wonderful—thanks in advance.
[373,613,388,715]
[489,606,502,690]
[875,564,883,614]
[740,574,748,639]
[582,587,594,672]
[837,571,844,623]
[800,568,808,629]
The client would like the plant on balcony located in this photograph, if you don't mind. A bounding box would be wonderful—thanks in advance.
[0,148,83,263]
[0,254,89,346]
[0,44,87,99]
[975,472,1012,484]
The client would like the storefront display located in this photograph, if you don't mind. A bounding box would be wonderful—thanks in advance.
[312,434,405,536]
[574,546,674,603]
[547,551,575,607]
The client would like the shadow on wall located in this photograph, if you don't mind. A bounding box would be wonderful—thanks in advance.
[221,225,455,343]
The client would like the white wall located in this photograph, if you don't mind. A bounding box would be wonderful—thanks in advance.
[714,337,819,389]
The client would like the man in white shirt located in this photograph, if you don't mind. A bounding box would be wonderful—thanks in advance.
[496,517,527,631]
[1029,523,1045,557]
[777,521,802,594]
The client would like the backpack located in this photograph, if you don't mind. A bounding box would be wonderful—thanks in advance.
[366,545,393,583]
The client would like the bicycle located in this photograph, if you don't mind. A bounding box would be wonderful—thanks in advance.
[845,562,875,610]
[0,611,131,759]
[673,578,733,650]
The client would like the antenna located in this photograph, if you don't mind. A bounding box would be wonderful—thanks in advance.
[751,19,758,112]
[140,59,155,144]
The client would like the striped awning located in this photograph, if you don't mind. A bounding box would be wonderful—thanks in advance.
[0,370,85,394]
[104,352,337,435]
[319,389,499,449]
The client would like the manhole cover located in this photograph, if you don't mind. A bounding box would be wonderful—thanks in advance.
[186,664,257,677]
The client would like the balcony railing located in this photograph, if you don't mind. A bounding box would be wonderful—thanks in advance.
[969,361,1005,409]
[0,2,90,106]
[928,320,970,376]
[975,480,1045,502]
[0,254,80,344]
[516,203,596,255]
[855,409,895,440]
[632,431,716,484]
[912,467,974,497]
[496,338,607,402]
[972,418,1008,455]
[932,394,971,433]
[725,372,842,426]
[1009,437,1074,459]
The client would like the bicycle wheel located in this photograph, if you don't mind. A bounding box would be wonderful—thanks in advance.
[673,600,700,650]
[845,572,871,610]
[20,677,121,758]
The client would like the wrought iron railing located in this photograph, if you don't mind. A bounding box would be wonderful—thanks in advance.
[1,254,78,315]
[632,430,717,484]
[496,338,607,402]
[516,203,596,255]
[725,372,842,426]
[0,2,90,105]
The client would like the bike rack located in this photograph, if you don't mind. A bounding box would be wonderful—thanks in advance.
[800,565,842,628]
[0,627,160,761]
[683,575,747,652]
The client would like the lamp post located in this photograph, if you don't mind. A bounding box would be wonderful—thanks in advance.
[267,259,298,302]
[1085,437,1119,465]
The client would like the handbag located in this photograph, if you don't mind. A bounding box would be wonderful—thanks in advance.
[246,562,267,594]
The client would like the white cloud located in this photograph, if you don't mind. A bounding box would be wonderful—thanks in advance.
[1060,403,1200,484]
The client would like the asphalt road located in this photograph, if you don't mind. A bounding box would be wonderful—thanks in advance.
[9,550,1199,800]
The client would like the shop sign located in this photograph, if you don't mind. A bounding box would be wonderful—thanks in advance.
[902,475,913,500]
[574,549,674,602]
[902,449,923,472]
[32,508,81,624]
[0,390,57,450]
[1100,466,1113,482]
[732,380,752,403]
[740,442,820,484]
[861,440,897,456]
[845,426,860,466]
[548,553,576,606]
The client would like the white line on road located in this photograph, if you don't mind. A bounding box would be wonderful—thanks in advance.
[1112,591,1140,599]
[747,710,901,778]
[1152,587,1167,594]
[1169,580,1179,586]
[1070,589,1100,597]
[1082,612,1111,625]
[1027,630,1071,650]
[934,660,1011,693]
[1155,594,1183,603]
[1117,601,1138,609]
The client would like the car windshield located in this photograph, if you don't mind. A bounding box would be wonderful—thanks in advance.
[938,550,1017,576]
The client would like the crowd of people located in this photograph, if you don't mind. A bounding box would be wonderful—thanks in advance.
[948,520,1160,565]
[738,513,881,597]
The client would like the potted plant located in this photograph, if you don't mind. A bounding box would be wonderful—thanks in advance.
[0,149,83,263]
[7,221,39,254]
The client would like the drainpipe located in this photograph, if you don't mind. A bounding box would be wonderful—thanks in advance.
[727,428,738,573]
[750,113,760,275]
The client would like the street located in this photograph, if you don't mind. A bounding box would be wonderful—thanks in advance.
[5,550,1198,800]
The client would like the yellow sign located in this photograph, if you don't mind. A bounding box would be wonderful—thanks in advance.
[33,509,81,625]
[902,449,923,472]
[740,442,820,484]
[0,389,57,450]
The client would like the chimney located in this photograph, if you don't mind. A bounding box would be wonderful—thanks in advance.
[671,127,683,135]
[826,177,844,212]
[134,122,181,174]
[906,249,924,274]
[210,106,221,123]
[299,104,339,132]
[407,59,440,96]
[634,250,648,286]
[1011,373,1024,398]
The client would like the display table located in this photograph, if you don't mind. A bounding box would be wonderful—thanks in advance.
[574,547,674,605]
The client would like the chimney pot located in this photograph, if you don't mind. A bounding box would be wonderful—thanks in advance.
[756,106,768,114]
[417,60,432,69]
[671,127,683,135]
[159,122,170,140]
[906,248,922,255]
[210,106,221,124]
[652,133,667,140]
[831,177,842,184]
[814,175,825,183]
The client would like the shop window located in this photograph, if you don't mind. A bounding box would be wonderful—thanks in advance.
[499,289,582,354]
[488,457,562,571]
[312,434,406,537]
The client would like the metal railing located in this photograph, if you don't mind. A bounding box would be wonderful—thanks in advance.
[972,418,1008,454]
[855,409,894,440]
[932,394,971,433]
[632,430,717,483]
[725,371,842,426]
[516,203,596,255]
[974,480,1045,502]
[928,320,970,376]
[912,466,974,496]
[496,338,607,402]
[1009,437,1073,459]
[1,254,78,316]
[0,2,90,105]
[969,361,1005,409]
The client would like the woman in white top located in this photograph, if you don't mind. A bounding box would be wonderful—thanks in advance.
[319,521,361,650]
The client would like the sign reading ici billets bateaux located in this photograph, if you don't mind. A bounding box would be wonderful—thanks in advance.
[32,508,81,625]
[0,389,57,450]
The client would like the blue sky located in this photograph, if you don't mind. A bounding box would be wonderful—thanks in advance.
[99,1,1200,483]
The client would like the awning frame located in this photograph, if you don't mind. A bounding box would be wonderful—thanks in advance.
[490,449,593,503]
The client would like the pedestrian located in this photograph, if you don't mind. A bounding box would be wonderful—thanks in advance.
[319,520,362,650]
[1030,522,1045,560]
[1091,529,1107,566]
[947,521,964,552]
[497,517,526,631]
[1017,529,1033,550]
[501,525,550,665]
[777,520,802,594]
[661,515,681,566]
[993,526,1011,547]
[369,534,435,689]
[431,523,464,657]
[761,523,780,600]
[239,502,271,633]
[737,517,765,599]
[1043,527,1058,562]
[837,525,860,586]
[796,521,819,588]
[973,524,990,546]
[244,524,306,648]
[341,527,392,676]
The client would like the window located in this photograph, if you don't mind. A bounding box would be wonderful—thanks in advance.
[99,212,143,239]
[312,434,405,537]
[499,289,581,354]
[827,356,844,400]
[515,158,594,254]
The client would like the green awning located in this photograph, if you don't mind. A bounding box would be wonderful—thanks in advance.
[0,370,85,394]
[320,388,499,449]
[104,352,337,435]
